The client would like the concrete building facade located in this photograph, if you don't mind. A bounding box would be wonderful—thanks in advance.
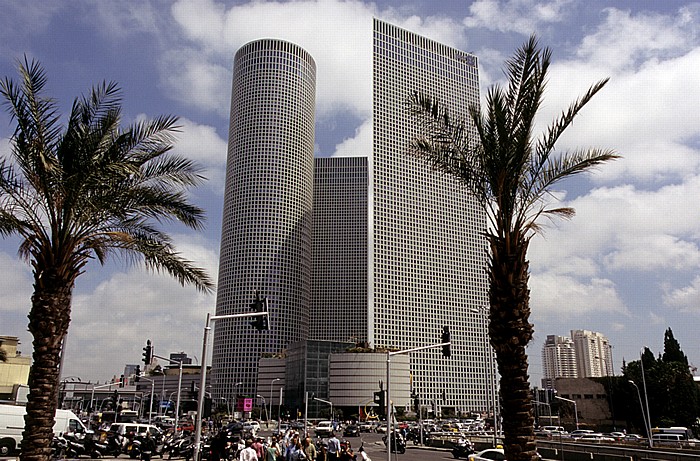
[213,22,491,414]
[571,330,613,378]
[542,335,578,388]
[212,38,317,401]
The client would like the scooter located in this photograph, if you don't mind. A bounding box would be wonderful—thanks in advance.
[357,441,372,461]
[450,438,474,459]
[382,431,406,454]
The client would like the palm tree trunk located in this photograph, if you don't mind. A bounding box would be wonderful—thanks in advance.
[21,266,73,461]
[488,233,537,461]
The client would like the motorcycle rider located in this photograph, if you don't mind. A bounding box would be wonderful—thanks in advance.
[141,432,156,461]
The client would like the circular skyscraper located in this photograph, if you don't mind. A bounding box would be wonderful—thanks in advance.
[212,39,316,402]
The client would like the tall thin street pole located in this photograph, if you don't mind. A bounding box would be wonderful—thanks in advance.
[640,348,653,448]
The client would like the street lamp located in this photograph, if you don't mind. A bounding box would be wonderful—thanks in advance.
[629,380,652,446]
[270,378,281,428]
[639,348,653,448]
[468,307,498,446]
[554,396,578,430]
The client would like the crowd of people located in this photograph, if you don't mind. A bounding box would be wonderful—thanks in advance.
[208,429,357,461]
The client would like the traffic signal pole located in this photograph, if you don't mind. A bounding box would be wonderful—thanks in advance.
[385,329,451,461]
[194,309,269,461]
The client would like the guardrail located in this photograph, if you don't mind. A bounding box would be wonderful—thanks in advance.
[537,438,700,461]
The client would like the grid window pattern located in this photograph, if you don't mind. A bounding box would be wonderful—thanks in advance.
[311,157,369,342]
[212,39,317,401]
[371,19,491,413]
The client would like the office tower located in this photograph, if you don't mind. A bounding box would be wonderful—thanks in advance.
[311,157,368,343]
[212,39,316,400]
[571,329,613,378]
[542,335,578,388]
[370,19,490,413]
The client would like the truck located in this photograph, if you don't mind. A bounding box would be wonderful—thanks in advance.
[0,403,89,455]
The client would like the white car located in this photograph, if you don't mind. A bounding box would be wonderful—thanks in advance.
[468,448,505,461]
[315,421,334,437]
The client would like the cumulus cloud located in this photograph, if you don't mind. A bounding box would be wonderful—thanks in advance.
[530,272,627,320]
[663,275,700,314]
[61,234,218,380]
[170,117,228,193]
[331,118,372,157]
[463,0,571,34]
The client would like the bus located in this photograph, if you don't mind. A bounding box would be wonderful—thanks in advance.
[651,427,695,445]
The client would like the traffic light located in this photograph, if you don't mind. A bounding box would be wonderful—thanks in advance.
[441,326,451,357]
[134,365,141,382]
[190,381,199,400]
[142,339,152,365]
[373,390,385,416]
[119,374,125,388]
[250,292,270,331]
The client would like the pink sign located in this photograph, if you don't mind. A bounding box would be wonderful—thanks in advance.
[236,397,253,412]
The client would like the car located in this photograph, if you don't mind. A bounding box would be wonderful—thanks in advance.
[624,434,644,443]
[468,448,505,461]
[570,429,595,438]
[343,425,360,437]
[276,423,290,436]
[467,448,542,461]
[358,422,374,432]
[315,421,334,438]
[577,433,615,442]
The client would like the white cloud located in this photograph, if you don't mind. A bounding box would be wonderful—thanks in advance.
[463,0,571,34]
[61,234,218,380]
[171,118,228,193]
[331,118,372,157]
[0,251,32,314]
[530,272,627,320]
[663,275,700,314]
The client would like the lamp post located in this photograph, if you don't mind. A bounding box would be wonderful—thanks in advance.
[629,380,652,446]
[193,310,269,461]
[385,331,451,461]
[278,387,284,433]
[234,382,243,417]
[639,348,653,448]
[312,396,333,422]
[270,378,281,427]
[88,382,119,429]
[468,307,498,446]
[138,375,156,425]
[554,396,578,430]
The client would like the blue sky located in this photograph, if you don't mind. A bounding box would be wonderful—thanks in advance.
[2,0,700,387]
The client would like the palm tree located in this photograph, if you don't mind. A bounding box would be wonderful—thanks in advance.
[409,36,618,461]
[0,57,214,461]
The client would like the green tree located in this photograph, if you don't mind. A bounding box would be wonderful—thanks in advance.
[662,327,688,366]
[409,37,617,461]
[0,58,213,461]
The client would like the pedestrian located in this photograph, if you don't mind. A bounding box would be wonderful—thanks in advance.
[240,439,258,461]
[316,444,328,461]
[326,433,340,461]
[266,436,281,461]
[253,437,265,460]
[303,437,317,461]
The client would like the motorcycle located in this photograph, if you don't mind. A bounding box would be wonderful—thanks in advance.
[63,432,89,458]
[450,438,474,459]
[382,431,406,454]
[51,435,69,459]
